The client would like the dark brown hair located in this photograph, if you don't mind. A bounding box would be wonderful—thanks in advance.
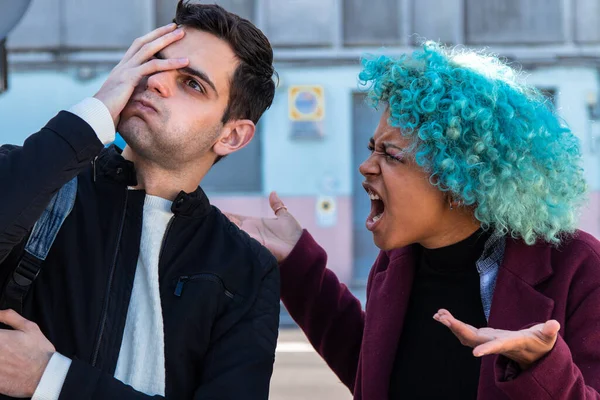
[174,1,276,123]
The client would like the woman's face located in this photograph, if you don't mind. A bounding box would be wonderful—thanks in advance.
[360,110,471,250]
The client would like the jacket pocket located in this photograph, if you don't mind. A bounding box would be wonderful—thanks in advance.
[174,273,235,299]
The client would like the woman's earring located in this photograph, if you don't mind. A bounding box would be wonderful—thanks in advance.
[449,197,463,210]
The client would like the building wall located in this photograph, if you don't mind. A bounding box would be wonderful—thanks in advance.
[2,64,599,287]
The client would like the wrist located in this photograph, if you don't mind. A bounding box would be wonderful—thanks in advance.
[92,93,119,127]
[28,351,55,397]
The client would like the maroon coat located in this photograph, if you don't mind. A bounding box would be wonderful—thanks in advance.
[280,229,600,399]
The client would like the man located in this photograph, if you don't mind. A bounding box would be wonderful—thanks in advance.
[0,1,279,399]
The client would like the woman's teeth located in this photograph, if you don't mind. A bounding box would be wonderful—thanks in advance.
[372,213,383,222]
[368,192,380,200]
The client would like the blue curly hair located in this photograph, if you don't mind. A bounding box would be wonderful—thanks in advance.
[359,42,587,245]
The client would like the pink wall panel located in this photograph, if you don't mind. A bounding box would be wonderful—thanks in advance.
[211,195,355,284]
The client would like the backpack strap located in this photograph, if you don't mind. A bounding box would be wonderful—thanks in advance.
[0,177,77,314]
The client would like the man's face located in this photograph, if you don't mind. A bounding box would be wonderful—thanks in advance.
[118,28,238,170]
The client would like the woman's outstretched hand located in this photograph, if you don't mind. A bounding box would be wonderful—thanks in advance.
[434,309,560,370]
[224,192,303,262]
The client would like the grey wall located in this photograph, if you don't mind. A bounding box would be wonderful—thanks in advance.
[7,0,600,54]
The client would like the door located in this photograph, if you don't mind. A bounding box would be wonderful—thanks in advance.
[351,93,383,285]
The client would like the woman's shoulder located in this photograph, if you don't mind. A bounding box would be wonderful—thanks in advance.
[556,230,600,262]
[544,230,600,283]
[503,230,600,287]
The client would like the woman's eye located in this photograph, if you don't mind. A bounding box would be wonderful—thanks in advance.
[368,145,403,163]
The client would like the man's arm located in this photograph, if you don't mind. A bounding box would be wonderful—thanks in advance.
[0,105,112,265]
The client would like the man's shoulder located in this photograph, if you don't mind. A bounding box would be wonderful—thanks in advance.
[209,206,278,275]
[0,144,22,156]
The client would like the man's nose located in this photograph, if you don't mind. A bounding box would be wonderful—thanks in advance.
[146,70,174,97]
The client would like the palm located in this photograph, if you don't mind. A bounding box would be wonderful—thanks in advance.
[434,309,560,369]
[224,192,303,262]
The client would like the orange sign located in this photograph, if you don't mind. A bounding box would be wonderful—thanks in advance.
[288,85,325,121]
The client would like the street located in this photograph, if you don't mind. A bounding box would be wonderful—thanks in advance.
[270,328,352,400]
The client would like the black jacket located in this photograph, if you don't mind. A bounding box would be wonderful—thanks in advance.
[0,111,280,399]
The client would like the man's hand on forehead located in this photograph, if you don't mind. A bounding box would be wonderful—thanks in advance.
[93,23,190,127]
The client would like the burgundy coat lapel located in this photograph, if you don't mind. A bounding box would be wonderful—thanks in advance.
[360,246,417,399]
[477,238,555,396]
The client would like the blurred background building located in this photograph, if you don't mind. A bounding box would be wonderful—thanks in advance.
[2,0,600,315]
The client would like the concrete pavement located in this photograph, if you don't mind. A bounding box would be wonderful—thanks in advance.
[270,328,352,400]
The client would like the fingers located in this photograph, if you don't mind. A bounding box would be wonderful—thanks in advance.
[541,320,560,338]
[473,339,508,357]
[433,309,452,326]
[0,309,38,332]
[433,309,483,347]
[122,23,178,63]
[269,191,288,217]
[128,27,186,67]
[136,57,189,78]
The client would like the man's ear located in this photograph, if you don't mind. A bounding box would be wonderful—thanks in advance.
[213,119,256,157]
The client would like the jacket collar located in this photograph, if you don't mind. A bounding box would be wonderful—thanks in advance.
[486,236,555,329]
[95,145,212,218]
[479,237,555,395]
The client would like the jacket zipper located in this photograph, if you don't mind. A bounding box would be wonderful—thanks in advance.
[158,216,175,267]
[92,156,98,182]
[174,273,234,299]
[91,189,128,367]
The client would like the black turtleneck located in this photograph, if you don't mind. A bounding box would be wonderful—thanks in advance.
[389,229,491,400]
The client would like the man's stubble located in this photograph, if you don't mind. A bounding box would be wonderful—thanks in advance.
[118,112,221,171]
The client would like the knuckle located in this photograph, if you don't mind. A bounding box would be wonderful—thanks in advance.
[140,42,152,54]
[143,60,158,72]
[25,321,38,331]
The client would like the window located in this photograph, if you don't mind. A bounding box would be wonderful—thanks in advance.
[575,0,600,43]
[212,0,255,21]
[263,0,335,47]
[156,0,256,26]
[466,0,564,44]
[412,0,461,45]
[343,0,400,46]
[64,0,149,48]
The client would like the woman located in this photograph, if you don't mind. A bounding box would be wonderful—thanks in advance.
[227,43,600,399]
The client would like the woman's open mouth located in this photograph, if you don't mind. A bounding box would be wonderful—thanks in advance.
[363,183,385,231]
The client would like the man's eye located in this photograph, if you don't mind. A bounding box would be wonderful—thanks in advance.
[185,79,204,93]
